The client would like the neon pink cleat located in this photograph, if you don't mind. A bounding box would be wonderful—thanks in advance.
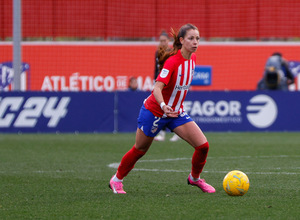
[187,175,216,193]
[109,176,126,194]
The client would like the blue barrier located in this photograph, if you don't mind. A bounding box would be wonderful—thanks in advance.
[185,91,300,132]
[117,91,150,132]
[1,91,299,132]
[191,65,212,86]
[0,92,114,133]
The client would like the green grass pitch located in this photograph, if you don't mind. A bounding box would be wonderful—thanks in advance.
[0,132,299,219]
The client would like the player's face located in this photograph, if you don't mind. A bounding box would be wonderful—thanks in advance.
[180,29,200,53]
[129,78,138,90]
[159,35,169,49]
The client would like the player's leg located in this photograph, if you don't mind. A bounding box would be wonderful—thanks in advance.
[116,129,153,178]
[109,128,153,194]
[172,119,215,193]
[109,104,161,194]
[114,129,152,178]
[173,120,207,148]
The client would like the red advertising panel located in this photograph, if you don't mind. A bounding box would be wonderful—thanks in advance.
[1,42,300,91]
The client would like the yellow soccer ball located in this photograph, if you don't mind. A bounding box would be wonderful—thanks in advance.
[223,170,250,196]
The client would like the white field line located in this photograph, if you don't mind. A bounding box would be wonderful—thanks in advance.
[32,170,76,173]
[138,155,299,162]
[107,155,300,175]
[0,170,75,174]
[1,155,298,175]
[134,169,299,175]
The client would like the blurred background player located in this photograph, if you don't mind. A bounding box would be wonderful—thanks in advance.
[109,24,216,194]
[154,31,170,80]
[154,31,180,142]
[128,76,139,91]
[257,52,295,90]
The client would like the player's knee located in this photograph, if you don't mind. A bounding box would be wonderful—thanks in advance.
[195,141,209,155]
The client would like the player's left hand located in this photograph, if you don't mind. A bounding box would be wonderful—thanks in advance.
[163,105,178,117]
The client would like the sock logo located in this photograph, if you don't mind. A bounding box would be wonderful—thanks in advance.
[246,95,277,128]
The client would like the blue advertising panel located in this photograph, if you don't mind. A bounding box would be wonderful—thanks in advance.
[117,91,150,132]
[1,91,300,133]
[0,92,114,133]
[191,65,212,86]
[117,91,300,132]
[184,91,300,132]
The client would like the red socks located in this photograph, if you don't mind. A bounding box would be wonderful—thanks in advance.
[191,142,209,179]
[116,143,209,180]
[116,146,146,180]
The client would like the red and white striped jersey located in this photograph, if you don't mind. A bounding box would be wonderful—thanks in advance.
[144,50,196,117]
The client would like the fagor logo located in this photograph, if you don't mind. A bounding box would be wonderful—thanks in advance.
[183,100,242,124]
[246,95,277,128]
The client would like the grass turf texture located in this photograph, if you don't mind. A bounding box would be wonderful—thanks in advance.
[0,132,299,219]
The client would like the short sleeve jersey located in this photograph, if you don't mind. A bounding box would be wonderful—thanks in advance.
[144,50,196,117]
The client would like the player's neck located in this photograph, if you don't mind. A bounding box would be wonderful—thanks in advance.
[180,49,192,60]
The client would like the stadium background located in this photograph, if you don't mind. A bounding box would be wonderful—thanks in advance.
[1,0,300,92]
[1,0,300,133]
[0,3,299,219]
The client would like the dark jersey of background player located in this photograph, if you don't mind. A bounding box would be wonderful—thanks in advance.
[154,31,170,80]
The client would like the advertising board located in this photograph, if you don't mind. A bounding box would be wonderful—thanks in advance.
[1,91,299,133]
[1,43,300,92]
[0,92,114,133]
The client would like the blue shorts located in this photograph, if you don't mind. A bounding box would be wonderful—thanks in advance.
[137,104,193,137]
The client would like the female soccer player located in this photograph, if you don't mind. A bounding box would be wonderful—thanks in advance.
[109,24,216,194]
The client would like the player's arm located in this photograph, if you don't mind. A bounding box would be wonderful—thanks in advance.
[153,81,178,117]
